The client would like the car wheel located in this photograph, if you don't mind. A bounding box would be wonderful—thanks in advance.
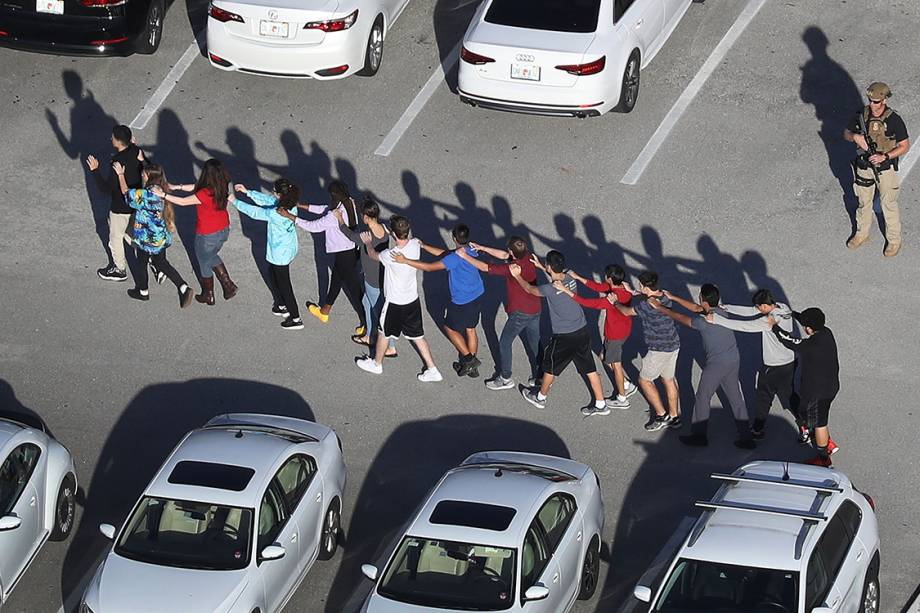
[50,473,76,542]
[358,17,384,77]
[613,52,640,113]
[138,0,165,55]
[859,565,880,613]
[318,500,341,560]
[577,536,601,600]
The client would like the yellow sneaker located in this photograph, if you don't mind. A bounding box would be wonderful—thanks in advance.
[308,304,329,323]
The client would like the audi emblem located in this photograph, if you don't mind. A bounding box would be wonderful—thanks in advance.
[268,9,278,19]
[515,53,535,62]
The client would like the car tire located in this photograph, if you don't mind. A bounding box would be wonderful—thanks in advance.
[577,535,601,600]
[859,563,880,613]
[50,473,76,542]
[137,0,165,55]
[357,16,384,77]
[613,52,640,113]
[318,499,341,560]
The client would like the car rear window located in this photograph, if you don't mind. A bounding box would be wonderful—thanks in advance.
[168,461,256,492]
[485,0,601,33]
[430,500,517,531]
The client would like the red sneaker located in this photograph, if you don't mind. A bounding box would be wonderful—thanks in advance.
[805,455,833,467]
[827,438,840,455]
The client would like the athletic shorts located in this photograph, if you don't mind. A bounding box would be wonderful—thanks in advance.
[800,397,833,429]
[445,297,482,331]
[603,339,625,364]
[639,350,679,381]
[542,327,596,377]
[380,299,424,340]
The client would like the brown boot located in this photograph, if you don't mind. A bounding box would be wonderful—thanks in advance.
[212,263,238,300]
[196,276,215,305]
[884,241,901,258]
[846,234,868,250]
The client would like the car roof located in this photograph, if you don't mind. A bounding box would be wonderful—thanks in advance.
[681,461,851,571]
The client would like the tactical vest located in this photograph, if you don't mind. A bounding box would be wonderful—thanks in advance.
[863,106,897,152]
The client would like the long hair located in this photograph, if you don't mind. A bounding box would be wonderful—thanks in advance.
[329,180,358,228]
[195,158,231,210]
[142,163,175,233]
[274,178,300,210]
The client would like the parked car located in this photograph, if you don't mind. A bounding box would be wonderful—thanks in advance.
[0,414,77,605]
[360,451,604,612]
[206,0,411,78]
[80,413,346,612]
[632,461,880,613]
[0,0,170,55]
[457,0,692,116]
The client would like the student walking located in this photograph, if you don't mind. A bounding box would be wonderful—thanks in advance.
[651,285,755,449]
[161,159,237,305]
[112,161,193,307]
[355,216,442,382]
[87,124,143,282]
[233,179,304,330]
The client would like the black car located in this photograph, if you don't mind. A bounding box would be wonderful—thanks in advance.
[0,0,169,55]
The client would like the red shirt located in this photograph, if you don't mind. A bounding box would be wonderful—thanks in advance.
[573,280,633,340]
[488,256,542,315]
[195,188,231,235]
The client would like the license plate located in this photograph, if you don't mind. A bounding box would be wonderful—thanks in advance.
[36,0,63,14]
[259,20,289,37]
[511,63,540,81]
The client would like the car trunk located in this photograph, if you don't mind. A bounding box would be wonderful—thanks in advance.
[214,0,339,46]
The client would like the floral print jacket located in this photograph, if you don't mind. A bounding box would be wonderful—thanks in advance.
[126,188,172,254]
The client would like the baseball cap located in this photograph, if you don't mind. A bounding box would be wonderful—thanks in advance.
[794,307,825,331]
[866,82,892,101]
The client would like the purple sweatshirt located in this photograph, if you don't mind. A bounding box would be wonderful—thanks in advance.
[294,203,355,254]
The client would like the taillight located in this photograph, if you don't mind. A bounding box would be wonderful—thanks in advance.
[209,52,232,67]
[90,36,129,45]
[460,46,495,65]
[556,55,606,76]
[209,3,244,23]
[305,9,358,32]
[79,0,126,7]
[0,30,8,36]
[315,64,349,76]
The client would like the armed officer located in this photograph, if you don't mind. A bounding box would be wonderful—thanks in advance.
[844,82,910,257]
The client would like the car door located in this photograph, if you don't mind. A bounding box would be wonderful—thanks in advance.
[614,0,663,56]
[520,518,564,611]
[832,501,868,613]
[0,443,43,594]
[274,454,323,573]
[534,493,582,609]
[803,507,862,612]
[256,479,301,612]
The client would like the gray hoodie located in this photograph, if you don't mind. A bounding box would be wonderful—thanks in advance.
[711,302,796,366]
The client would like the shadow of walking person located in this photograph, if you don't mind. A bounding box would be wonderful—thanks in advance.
[799,26,863,233]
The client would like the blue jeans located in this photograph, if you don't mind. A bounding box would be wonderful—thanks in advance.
[499,311,541,379]
[195,228,229,277]
[364,281,395,349]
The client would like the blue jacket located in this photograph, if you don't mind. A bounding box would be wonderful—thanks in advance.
[126,188,172,254]
[232,190,298,266]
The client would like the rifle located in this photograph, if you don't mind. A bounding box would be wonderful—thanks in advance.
[856,112,881,187]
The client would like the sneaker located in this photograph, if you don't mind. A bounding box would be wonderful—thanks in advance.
[521,388,546,409]
[581,404,611,417]
[623,380,638,398]
[355,357,383,375]
[354,324,367,337]
[679,433,709,446]
[486,376,515,391]
[605,396,630,410]
[644,415,668,432]
[272,304,290,317]
[456,355,481,377]
[734,438,757,450]
[281,318,304,330]
[127,288,149,301]
[526,376,542,388]
[804,455,833,468]
[155,270,166,285]
[797,426,811,445]
[827,438,840,455]
[308,304,329,323]
[97,265,127,282]
[665,415,682,429]
[418,367,443,382]
[179,286,194,308]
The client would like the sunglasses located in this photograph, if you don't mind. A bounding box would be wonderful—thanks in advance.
[869,99,885,104]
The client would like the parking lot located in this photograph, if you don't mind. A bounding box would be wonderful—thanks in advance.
[1,0,919,610]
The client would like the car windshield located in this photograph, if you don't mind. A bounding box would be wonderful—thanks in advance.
[485,0,601,33]
[115,496,252,571]
[378,536,516,610]
[654,559,799,613]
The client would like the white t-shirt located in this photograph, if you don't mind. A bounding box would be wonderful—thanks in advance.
[379,238,420,305]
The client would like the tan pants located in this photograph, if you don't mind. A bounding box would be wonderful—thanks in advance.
[854,166,901,244]
[108,212,133,270]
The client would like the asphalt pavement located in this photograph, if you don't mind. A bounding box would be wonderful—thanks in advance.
[1,0,919,611]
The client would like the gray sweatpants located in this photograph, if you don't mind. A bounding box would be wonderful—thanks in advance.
[690,359,751,438]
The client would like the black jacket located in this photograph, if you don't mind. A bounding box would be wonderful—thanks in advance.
[772,324,840,399]
[92,144,143,214]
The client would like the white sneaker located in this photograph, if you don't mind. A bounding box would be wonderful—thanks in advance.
[356,357,382,374]
[418,367,443,382]
[605,396,630,410]
[624,381,638,397]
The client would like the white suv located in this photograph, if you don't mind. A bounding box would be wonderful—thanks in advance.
[633,461,880,613]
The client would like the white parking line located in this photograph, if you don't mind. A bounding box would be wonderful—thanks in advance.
[899,146,917,181]
[620,0,767,185]
[129,38,202,130]
[374,41,461,157]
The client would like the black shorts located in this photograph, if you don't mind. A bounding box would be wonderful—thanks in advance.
[445,297,482,331]
[800,397,833,429]
[542,327,596,377]
[380,299,424,340]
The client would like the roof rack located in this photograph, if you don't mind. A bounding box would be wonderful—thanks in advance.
[710,472,843,494]
[694,500,828,521]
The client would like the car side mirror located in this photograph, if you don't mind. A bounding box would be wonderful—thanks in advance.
[361,564,379,581]
[0,515,22,531]
[523,585,550,602]
[99,523,116,540]
[633,585,652,603]
[260,544,286,561]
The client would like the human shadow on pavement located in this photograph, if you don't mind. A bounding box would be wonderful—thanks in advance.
[59,378,316,609]
[799,26,863,235]
[324,414,570,613]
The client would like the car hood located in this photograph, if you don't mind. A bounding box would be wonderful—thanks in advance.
[363,592,508,613]
[96,554,250,612]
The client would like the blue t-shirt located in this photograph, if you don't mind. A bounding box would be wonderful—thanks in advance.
[442,248,485,305]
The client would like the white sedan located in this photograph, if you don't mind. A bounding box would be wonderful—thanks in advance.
[458,0,692,116]
[81,413,347,613]
[206,0,411,78]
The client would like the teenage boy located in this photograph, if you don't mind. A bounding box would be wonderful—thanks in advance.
[511,251,608,416]
[355,216,442,382]
[393,224,485,377]
[615,271,681,431]
[455,236,542,390]
[651,285,755,449]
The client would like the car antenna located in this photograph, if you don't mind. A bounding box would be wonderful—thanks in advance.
[235,429,244,439]
[782,462,790,481]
